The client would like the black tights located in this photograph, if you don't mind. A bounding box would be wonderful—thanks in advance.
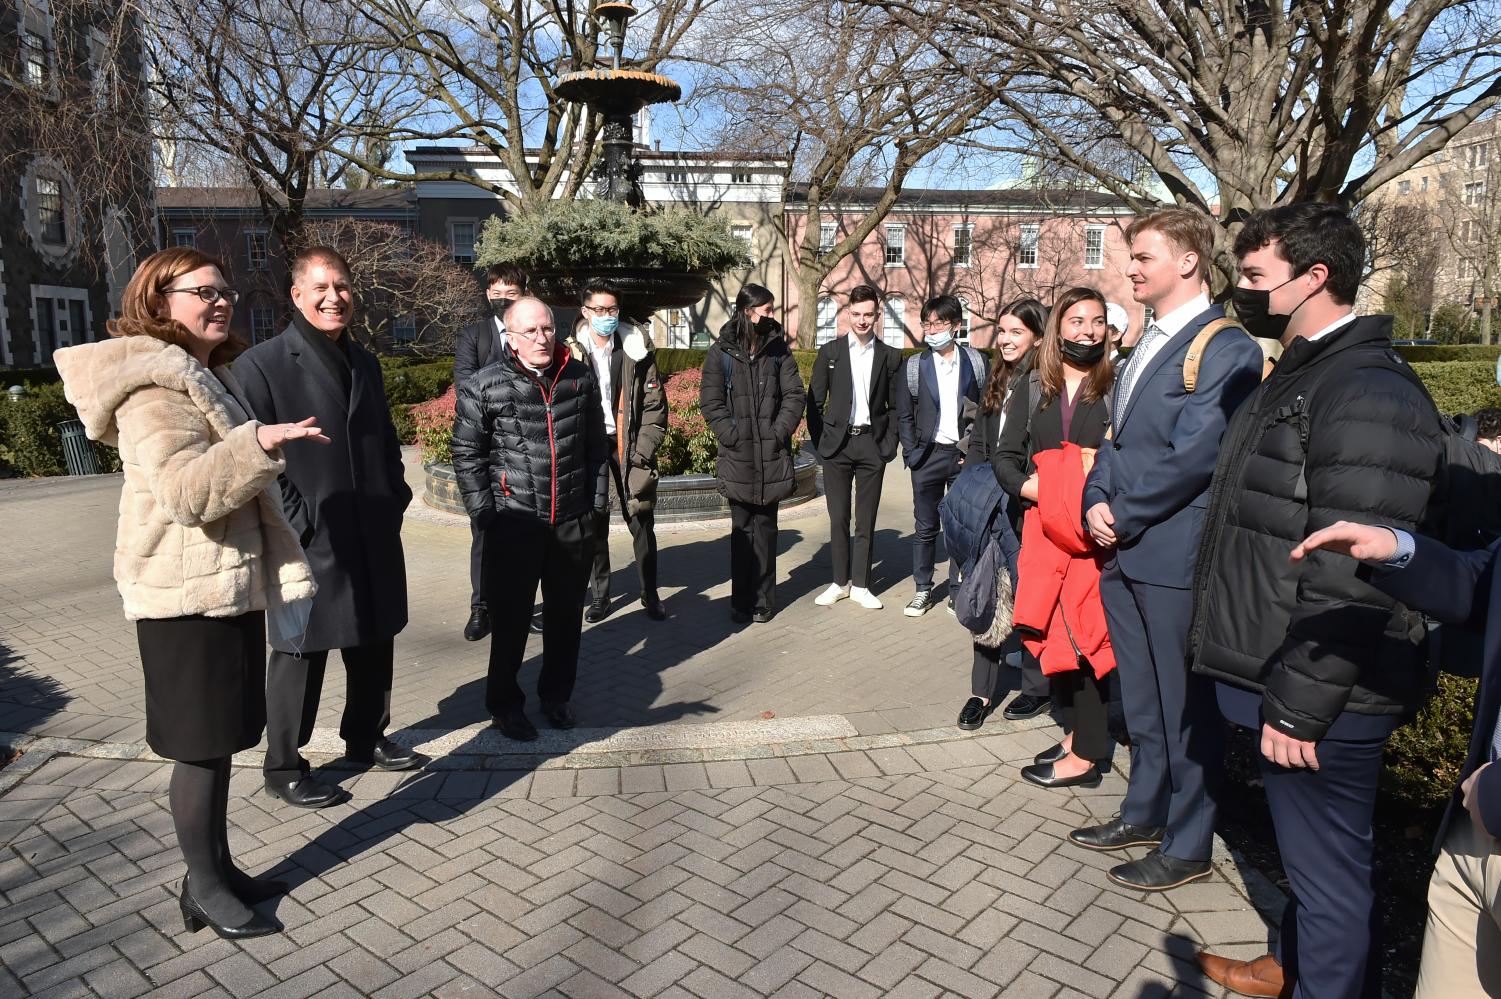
[171,758,266,925]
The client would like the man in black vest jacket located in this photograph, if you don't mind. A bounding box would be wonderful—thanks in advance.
[807,284,900,609]
[235,247,424,809]
[453,264,528,642]
[1189,205,1443,999]
[451,297,607,741]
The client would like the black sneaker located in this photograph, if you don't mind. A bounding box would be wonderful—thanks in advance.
[903,590,934,617]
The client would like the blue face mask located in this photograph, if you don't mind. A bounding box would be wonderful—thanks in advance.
[590,315,620,337]
[925,328,955,351]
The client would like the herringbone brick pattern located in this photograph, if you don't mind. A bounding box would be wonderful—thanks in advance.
[1,739,1268,997]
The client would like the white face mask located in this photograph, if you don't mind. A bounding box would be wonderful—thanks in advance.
[926,329,955,351]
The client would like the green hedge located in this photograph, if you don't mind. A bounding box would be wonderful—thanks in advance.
[1385,673,1477,811]
[1410,361,1501,414]
[0,382,120,476]
[1397,344,1501,364]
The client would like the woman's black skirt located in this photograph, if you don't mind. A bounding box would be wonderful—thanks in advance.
[135,612,267,761]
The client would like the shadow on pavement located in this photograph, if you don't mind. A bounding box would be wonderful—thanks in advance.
[0,637,70,748]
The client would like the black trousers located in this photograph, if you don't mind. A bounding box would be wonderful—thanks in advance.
[729,500,778,614]
[821,432,885,588]
[590,437,659,601]
[263,639,393,782]
[971,632,1047,700]
[469,519,486,610]
[485,513,592,715]
[910,444,962,591]
[1054,668,1112,761]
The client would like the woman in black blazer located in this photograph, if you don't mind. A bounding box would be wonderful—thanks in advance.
[993,286,1115,787]
[957,299,1046,731]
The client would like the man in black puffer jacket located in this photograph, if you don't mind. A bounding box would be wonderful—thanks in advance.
[1189,205,1444,999]
[452,297,607,741]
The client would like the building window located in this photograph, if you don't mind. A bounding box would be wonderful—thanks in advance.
[884,224,905,267]
[1462,219,1476,243]
[1018,223,1040,268]
[31,286,91,355]
[1465,181,1486,206]
[953,224,973,267]
[731,171,752,185]
[250,306,276,343]
[449,220,476,264]
[245,231,268,270]
[1467,144,1489,170]
[666,309,691,349]
[663,169,688,183]
[1422,176,1430,192]
[35,177,65,244]
[22,30,48,88]
[882,296,906,347]
[1084,225,1105,269]
[1397,180,1412,196]
[392,315,417,343]
[815,296,838,345]
[172,229,197,248]
[818,222,836,254]
[731,223,754,263]
[956,297,972,342]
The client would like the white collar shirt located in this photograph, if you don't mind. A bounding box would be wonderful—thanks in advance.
[933,347,962,445]
[848,334,877,426]
[1304,312,1357,343]
[586,335,616,434]
[1118,291,1210,412]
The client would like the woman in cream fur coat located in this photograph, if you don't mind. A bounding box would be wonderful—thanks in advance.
[54,247,324,941]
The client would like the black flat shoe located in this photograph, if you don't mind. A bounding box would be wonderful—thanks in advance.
[179,882,281,939]
[463,607,490,642]
[642,594,667,621]
[1033,742,1068,765]
[585,597,610,623]
[371,738,425,772]
[491,710,539,742]
[1108,849,1211,892]
[1068,815,1166,852]
[1002,693,1051,721]
[957,697,992,731]
[1020,762,1102,789]
[263,775,339,809]
[541,701,576,730]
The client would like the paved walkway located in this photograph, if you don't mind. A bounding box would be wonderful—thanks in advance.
[0,455,1277,997]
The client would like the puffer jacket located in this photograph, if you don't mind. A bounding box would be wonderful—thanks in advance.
[1013,443,1114,678]
[1190,316,1445,740]
[699,321,806,506]
[451,341,607,525]
[53,336,316,621]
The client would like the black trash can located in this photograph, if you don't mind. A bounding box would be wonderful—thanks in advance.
[58,419,102,476]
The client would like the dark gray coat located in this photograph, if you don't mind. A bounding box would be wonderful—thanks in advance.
[700,324,806,506]
[233,320,412,653]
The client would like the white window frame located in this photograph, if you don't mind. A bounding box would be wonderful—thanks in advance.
[818,221,836,255]
[250,306,276,343]
[34,176,66,245]
[245,230,269,270]
[957,297,972,342]
[21,29,49,88]
[1084,225,1106,269]
[884,224,905,267]
[953,224,973,267]
[730,171,752,185]
[1465,181,1486,206]
[448,218,476,265]
[172,229,197,248]
[815,296,838,346]
[666,308,691,349]
[1397,180,1411,196]
[663,169,689,184]
[1468,144,1489,170]
[881,296,906,348]
[392,314,417,343]
[31,284,92,354]
[730,223,754,264]
[1018,223,1040,269]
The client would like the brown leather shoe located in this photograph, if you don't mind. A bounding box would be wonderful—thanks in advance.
[1196,952,1291,999]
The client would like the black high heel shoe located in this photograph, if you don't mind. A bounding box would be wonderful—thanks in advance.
[179,881,281,939]
[191,871,289,906]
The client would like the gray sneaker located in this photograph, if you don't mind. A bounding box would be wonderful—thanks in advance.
[904,590,934,617]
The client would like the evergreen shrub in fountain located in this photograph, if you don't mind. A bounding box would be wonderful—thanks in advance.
[474,200,751,273]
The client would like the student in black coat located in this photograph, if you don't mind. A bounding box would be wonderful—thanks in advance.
[806,284,901,610]
[234,247,424,809]
[957,298,1046,731]
[453,264,528,642]
[993,287,1114,789]
[700,284,806,623]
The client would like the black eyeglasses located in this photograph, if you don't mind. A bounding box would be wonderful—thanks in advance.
[163,285,240,306]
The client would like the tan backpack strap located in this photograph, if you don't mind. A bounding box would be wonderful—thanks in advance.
[1182,318,1252,392]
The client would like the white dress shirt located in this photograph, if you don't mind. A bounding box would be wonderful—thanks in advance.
[1117,291,1210,412]
[848,334,876,426]
[1305,312,1356,343]
[587,336,616,434]
[933,347,962,445]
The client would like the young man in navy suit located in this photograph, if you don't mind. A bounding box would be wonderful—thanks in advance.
[1290,522,1501,999]
[895,295,988,616]
[1070,208,1263,890]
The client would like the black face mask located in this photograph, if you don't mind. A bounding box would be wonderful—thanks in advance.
[1232,273,1314,342]
[489,297,514,320]
[1060,339,1106,367]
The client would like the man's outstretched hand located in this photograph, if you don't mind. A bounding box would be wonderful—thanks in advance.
[1290,521,1396,565]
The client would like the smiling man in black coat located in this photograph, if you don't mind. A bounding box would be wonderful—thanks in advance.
[235,246,424,809]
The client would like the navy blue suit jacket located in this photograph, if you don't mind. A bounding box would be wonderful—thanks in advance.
[1083,305,1263,588]
[895,347,987,469]
[1371,534,1501,844]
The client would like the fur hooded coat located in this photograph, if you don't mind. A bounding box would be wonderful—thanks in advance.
[53,335,316,621]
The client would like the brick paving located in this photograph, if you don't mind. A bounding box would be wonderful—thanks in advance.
[0,457,1276,996]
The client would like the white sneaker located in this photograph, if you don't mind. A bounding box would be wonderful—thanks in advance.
[849,587,883,610]
[815,583,850,606]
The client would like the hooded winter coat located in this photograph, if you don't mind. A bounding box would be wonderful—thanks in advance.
[699,319,806,506]
[1013,443,1115,678]
[53,336,317,622]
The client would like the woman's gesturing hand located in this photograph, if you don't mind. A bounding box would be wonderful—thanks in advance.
[257,417,331,453]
